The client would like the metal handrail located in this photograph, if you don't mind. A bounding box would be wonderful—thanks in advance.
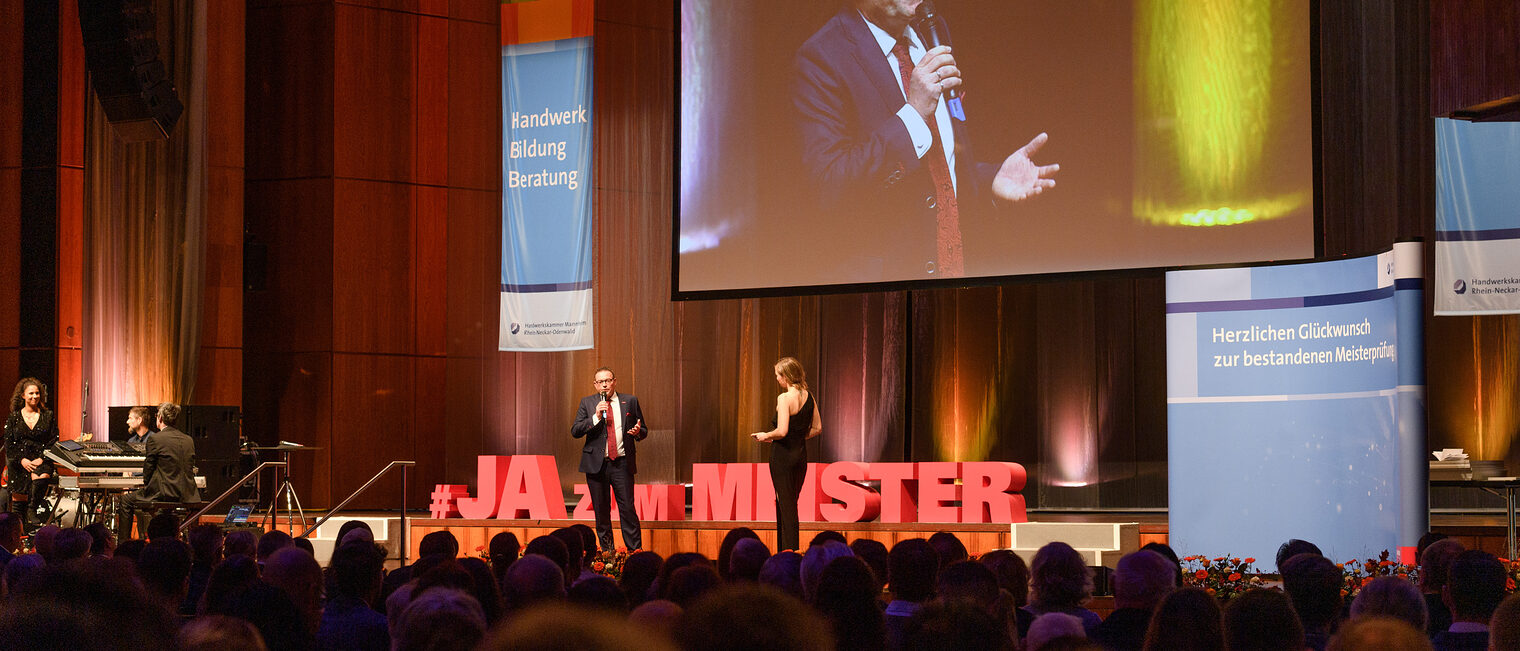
[299,460,415,563]
[179,461,287,534]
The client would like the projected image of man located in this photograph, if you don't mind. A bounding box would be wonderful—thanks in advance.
[794,0,1060,279]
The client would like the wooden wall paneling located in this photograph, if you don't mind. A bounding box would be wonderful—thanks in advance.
[246,351,332,506]
[415,186,447,356]
[674,300,744,476]
[334,4,416,184]
[417,15,449,187]
[592,18,673,197]
[331,353,414,509]
[245,3,334,181]
[56,0,84,170]
[594,0,671,32]
[0,0,20,169]
[205,0,245,169]
[0,0,15,378]
[0,168,17,354]
[442,356,482,491]
[55,165,83,435]
[494,353,518,454]
[446,18,499,191]
[202,167,245,350]
[191,347,243,408]
[450,0,497,24]
[511,349,581,491]
[444,193,492,359]
[333,179,415,355]
[243,178,334,354]
[416,355,452,507]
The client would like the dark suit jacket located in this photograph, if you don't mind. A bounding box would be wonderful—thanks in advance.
[793,7,997,279]
[571,393,647,475]
[141,426,200,502]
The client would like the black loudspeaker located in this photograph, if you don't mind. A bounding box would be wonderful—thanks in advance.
[76,0,183,141]
[107,405,242,499]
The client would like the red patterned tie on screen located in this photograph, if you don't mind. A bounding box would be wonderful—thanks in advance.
[605,398,618,460]
[891,38,963,277]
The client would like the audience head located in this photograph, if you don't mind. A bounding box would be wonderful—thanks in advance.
[551,527,586,574]
[223,530,257,558]
[262,547,324,634]
[392,587,488,651]
[758,550,805,599]
[291,536,314,555]
[219,582,311,651]
[502,553,568,611]
[1143,586,1224,651]
[329,538,386,603]
[729,537,771,583]
[482,602,678,651]
[137,539,194,605]
[1140,541,1184,588]
[809,530,848,548]
[187,523,225,566]
[619,550,663,606]
[718,527,760,580]
[0,512,22,551]
[113,538,146,562]
[2,554,45,596]
[1490,591,1520,651]
[937,560,1001,611]
[1027,612,1086,651]
[1349,576,1427,631]
[488,530,522,580]
[849,538,889,591]
[458,556,505,624]
[1414,532,1447,562]
[628,599,684,640]
[418,530,460,558]
[929,531,969,566]
[1417,538,1464,593]
[676,583,833,651]
[570,523,598,564]
[1443,549,1506,623]
[665,563,722,607]
[568,574,629,612]
[83,522,115,557]
[980,549,1031,608]
[335,519,373,546]
[524,534,571,583]
[1113,549,1176,610]
[146,512,181,542]
[254,529,293,561]
[32,525,60,562]
[655,552,710,601]
[1274,538,1321,572]
[1030,541,1093,611]
[903,600,1014,651]
[1324,616,1433,651]
[1224,588,1304,651]
[52,527,93,562]
[198,553,260,615]
[0,557,176,648]
[1279,552,1343,633]
[813,556,886,650]
[800,540,853,603]
[888,538,939,603]
[176,614,268,651]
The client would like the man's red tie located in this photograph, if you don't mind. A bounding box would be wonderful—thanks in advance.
[891,38,964,277]
[605,398,618,460]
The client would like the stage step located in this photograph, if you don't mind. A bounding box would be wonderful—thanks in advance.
[1008,522,1139,569]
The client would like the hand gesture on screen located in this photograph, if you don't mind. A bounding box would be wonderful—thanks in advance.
[993,132,1059,202]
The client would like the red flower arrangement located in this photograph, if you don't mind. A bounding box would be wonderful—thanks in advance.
[1180,555,1265,601]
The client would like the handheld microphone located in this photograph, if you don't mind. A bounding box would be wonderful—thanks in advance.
[915,0,965,120]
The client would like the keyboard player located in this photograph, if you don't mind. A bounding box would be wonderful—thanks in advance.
[120,402,200,540]
[124,406,152,445]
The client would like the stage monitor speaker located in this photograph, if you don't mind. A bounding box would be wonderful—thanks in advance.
[106,404,242,499]
[77,0,184,141]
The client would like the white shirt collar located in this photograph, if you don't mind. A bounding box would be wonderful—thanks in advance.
[858,10,922,58]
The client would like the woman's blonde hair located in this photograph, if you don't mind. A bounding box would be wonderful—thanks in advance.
[775,357,808,391]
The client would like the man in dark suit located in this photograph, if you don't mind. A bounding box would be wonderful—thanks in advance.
[122,402,200,540]
[571,367,646,552]
[793,0,1058,280]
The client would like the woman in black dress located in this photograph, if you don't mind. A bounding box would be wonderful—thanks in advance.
[751,357,822,552]
[4,377,59,524]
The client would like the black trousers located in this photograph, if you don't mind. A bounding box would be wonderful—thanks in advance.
[585,456,641,552]
[770,442,807,552]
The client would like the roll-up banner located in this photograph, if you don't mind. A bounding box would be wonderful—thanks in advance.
[500,0,595,351]
[1166,243,1426,565]
[1435,118,1520,315]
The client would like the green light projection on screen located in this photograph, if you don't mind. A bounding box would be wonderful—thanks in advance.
[1135,0,1307,227]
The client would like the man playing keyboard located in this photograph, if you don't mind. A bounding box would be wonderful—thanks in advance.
[120,402,199,540]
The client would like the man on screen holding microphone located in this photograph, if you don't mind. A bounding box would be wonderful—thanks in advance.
[794,0,1059,279]
[572,366,647,551]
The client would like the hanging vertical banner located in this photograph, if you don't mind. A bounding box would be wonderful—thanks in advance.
[1434,118,1520,315]
[1166,243,1426,565]
[500,0,595,351]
